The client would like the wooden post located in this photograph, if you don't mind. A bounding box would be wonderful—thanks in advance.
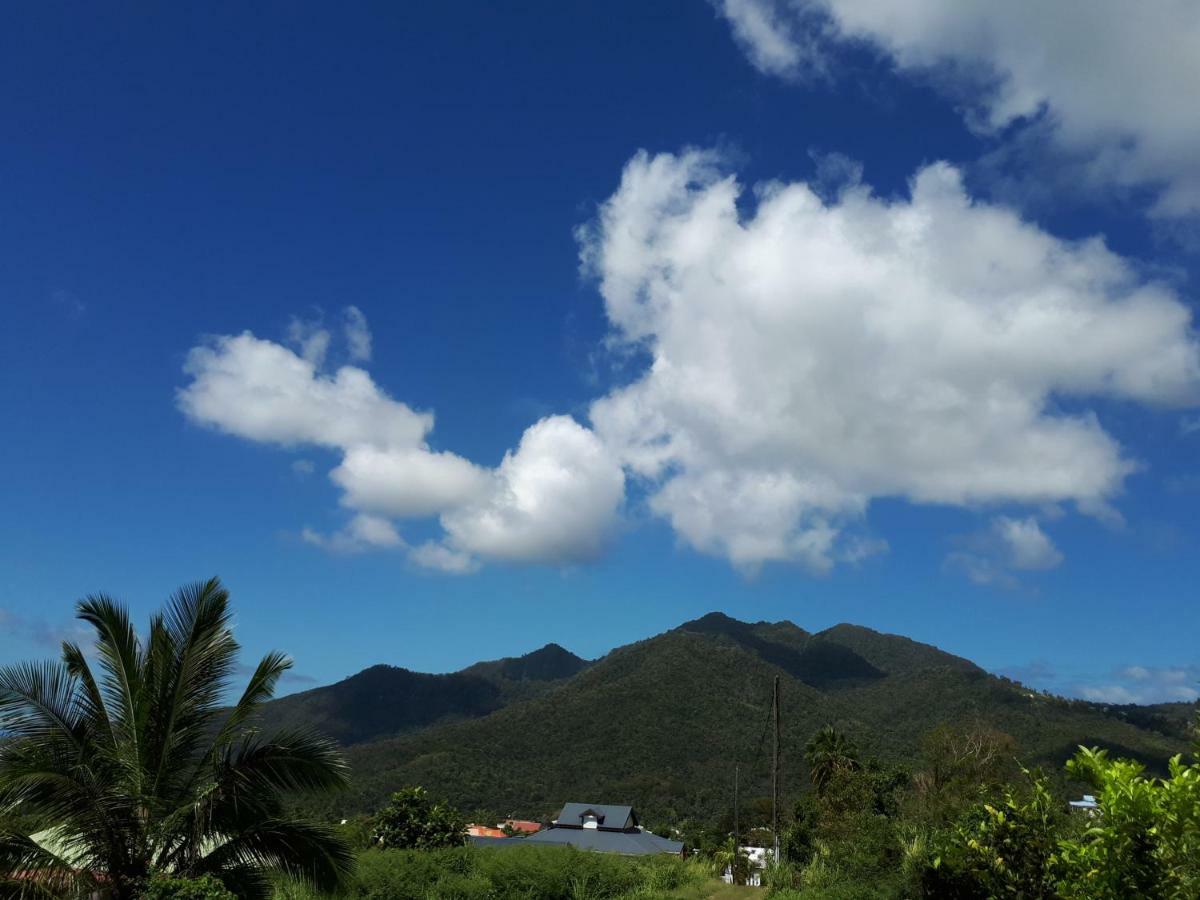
[732,763,740,885]
[772,674,781,863]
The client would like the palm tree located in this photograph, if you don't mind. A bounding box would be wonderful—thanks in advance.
[0,578,352,899]
[804,725,860,794]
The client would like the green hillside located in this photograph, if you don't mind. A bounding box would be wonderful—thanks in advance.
[280,613,1189,824]
[258,643,589,745]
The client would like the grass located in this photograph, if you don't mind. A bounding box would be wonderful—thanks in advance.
[273,845,723,900]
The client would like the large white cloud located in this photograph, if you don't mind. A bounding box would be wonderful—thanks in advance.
[440,416,626,564]
[178,311,623,569]
[331,446,487,518]
[713,0,1200,217]
[581,149,1200,571]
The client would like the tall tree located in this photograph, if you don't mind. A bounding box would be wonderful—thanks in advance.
[0,578,352,899]
[804,725,859,795]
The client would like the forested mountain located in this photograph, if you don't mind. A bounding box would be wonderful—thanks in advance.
[257,643,589,745]
[273,613,1192,824]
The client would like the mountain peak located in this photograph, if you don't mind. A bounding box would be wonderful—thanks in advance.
[677,611,750,634]
[464,642,589,683]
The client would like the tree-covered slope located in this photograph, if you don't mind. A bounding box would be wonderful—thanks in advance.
[294,615,1188,824]
[257,643,589,746]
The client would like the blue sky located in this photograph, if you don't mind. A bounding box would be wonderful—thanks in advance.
[2,1,1199,704]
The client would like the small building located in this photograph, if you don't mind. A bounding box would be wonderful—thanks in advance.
[503,818,542,834]
[466,824,508,838]
[469,802,683,856]
[1069,794,1099,814]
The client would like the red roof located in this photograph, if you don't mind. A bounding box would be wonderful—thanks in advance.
[467,825,507,838]
[504,819,542,834]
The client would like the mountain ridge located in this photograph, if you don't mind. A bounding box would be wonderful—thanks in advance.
[267,613,1193,824]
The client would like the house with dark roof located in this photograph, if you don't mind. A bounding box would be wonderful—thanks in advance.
[468,802,683,857]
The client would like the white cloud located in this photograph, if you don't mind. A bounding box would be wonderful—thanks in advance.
[440,416,626,564]
[581,149,1200,571]
[178,331,431,451]
[179,314,624,570]
[993,516,1063,571]
[716,0,826,80]
[714,0,1200,217]
[408,541,480,575]
[343,305,372,362]
[331,446,487,518]
[291,459,316,477]
[1079,665,1200,704]
[301,513,405,553]
[286,314,332,367]
[947,515,1062,588]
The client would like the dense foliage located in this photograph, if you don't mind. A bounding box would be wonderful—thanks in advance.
[258,643,588,747]
[139,875,238,900]
[272,846,712,900]
[370,788,466,851]
[762,722,1200,899]
[0,579,352,899]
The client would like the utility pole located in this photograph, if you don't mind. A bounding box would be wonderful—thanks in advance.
[772,674,781,863]
[732,764,740,885]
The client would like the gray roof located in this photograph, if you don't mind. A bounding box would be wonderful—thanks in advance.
[468,835,516,848]
[523,826,682,856]
[555,802,637,830]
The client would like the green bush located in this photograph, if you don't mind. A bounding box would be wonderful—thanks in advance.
[307,845,706,900]
[140,874,237,900]
[371,787,467,851]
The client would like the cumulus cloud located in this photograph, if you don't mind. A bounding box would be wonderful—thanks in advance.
[179,331,431,451]
[179,309,624,570]
[439,416,626,564]
[331,446,488,518]
[581,149,1200,571]
[180,155,1200,576]
[713,0,1200,217]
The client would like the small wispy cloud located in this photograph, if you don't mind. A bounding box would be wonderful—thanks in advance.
[291,459,316,478]
[946,516,1063,589]
[0,607,96,654]
[1077,664,1200,704]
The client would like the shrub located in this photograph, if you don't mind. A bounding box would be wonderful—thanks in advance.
[140,874,237,900]
[371,787,467,850]
[325,845,704,900]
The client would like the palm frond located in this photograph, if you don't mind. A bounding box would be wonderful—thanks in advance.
[217,731,350,797]
[61,643,114,752]
[149,579,240,799]
[0,826,97,899]
[211,652,291,752]
[75,595,144,753]
[196,819,353,894]
[0,663,81,746]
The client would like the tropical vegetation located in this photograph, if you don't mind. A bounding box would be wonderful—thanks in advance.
[3,586,1199,899]
[0,579,352,899]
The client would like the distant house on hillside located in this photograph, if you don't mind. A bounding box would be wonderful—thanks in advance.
[1069,794,1099,814]
[502,818,542,834]
[466,824,507,838]
[468,803,683,856]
